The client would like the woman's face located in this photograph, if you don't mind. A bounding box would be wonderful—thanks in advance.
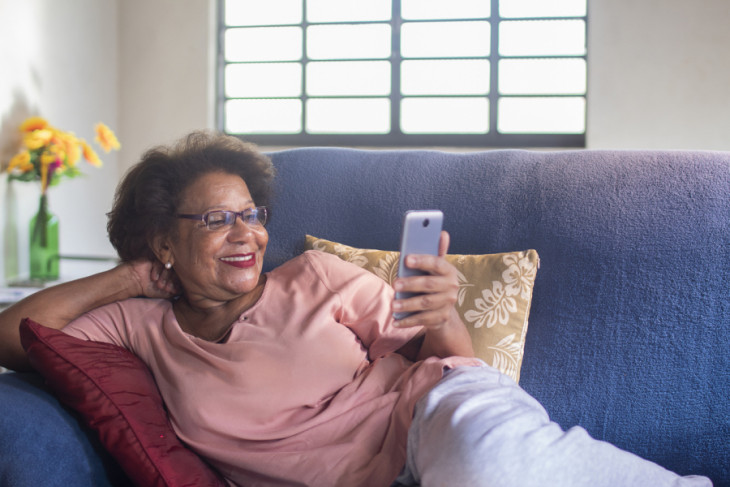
[166,171,268,305]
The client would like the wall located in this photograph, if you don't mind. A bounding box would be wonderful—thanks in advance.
[0,0,119,284]
[588,0,730,149]
[117,0,217,174]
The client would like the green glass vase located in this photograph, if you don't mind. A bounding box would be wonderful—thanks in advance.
[29,193,60,281]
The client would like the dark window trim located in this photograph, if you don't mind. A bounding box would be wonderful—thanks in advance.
[216,0,588,148]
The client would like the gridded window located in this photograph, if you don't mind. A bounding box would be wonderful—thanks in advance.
[219,0,587,147]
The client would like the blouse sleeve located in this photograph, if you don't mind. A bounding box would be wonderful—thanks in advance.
[61,298,171,353]
[303,250,422,360]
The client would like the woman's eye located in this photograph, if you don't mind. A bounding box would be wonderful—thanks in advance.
[244,214,258,224]
[206,213,229,227]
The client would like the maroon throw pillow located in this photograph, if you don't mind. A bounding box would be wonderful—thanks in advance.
[19,318,227,487]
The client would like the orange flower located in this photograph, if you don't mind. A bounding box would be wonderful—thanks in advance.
[94,123,120,152]
[6,117,116,186]
[81,140,102,167]
[7,151,33,172]
[24,129,54,150]
[58,131,81,166]
[19,116,49,133]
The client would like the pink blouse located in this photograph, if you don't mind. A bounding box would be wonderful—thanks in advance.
[63,250,479,486]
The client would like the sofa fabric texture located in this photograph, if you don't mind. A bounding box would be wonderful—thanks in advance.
[0,148,727,486]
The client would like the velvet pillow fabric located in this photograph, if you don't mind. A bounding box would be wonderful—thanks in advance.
[19,318,226,487]
[304,235,539,382]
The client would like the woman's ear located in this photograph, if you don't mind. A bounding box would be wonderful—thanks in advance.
[150,234,173,267]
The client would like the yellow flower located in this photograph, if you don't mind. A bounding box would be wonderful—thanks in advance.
[24,129,54,150]
[58,132,81,166]
[81,140,102,167]
[94,123,120,152]
[19,116,49,133]
[7,151,32,172]
[7,117,115,187]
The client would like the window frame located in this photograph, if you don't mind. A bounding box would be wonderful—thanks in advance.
[216,0,588,148]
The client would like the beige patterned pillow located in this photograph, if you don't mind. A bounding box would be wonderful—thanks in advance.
[304,235,539,383]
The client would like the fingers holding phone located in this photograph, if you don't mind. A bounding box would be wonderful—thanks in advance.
[393,211,458,327]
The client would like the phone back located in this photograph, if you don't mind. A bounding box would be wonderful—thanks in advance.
[394,210,443,319]
[396,210,444,279]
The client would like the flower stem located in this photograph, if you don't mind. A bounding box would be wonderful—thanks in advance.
[33,193,48,247]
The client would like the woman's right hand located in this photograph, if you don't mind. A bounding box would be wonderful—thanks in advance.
[125,260,181,299]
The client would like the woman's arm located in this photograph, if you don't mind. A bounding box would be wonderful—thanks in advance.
[394,231,475,362]
[0,260,177,371]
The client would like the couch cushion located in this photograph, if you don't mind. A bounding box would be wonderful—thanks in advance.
[19,318,226,487]
[304,235,539,383]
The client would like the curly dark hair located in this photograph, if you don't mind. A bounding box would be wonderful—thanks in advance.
[107,131,276,262]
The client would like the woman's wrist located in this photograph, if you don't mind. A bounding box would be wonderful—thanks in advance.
[417,309,475,360]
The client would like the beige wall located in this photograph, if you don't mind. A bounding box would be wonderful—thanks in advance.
[2,0,729,283]
[587,0,730,149]
[118,0,216,173]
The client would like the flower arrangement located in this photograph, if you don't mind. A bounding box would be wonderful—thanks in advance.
[6,116,120,193]
[5,117,121,281]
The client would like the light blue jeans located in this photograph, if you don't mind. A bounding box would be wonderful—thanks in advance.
[394,365,712,487]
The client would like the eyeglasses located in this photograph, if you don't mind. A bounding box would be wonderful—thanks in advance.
[177,207,268,231]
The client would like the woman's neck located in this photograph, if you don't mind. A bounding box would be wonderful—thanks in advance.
[173,274,267,342]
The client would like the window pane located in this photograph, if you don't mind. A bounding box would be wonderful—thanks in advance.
[499,59,586,95]
[226,99,302,134]
[307,0,391,23]
[307,24,391,60]
[401,21,490,58]
[224,0,302,26]
[401,97,489,134]
[498,97,585,133]
[225,27,302,61]
[500,20,585,56]
[500,0,586,18]
[402,0,490,20]
[307,61,390,96]
[225,63,302,98]
[401,60,489,95]
[307,98,390,134]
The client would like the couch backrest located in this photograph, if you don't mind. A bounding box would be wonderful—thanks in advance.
[266,148,730,485]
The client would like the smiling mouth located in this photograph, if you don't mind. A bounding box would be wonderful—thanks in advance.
[220,254,255,268]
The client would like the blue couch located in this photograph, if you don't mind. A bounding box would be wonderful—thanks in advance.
[1,148,728,485]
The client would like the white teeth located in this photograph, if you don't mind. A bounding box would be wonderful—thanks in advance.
[220,255,253,262]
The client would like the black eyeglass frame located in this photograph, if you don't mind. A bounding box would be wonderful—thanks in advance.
[177,206,268,230]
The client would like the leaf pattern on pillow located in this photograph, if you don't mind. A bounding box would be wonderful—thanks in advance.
[464,281,518,328]
[453,258,473,306]
[303,235,539,383]
[372,252,399,285]
[489,333,522,381]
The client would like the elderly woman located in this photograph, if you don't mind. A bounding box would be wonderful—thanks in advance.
[0,132,711,487]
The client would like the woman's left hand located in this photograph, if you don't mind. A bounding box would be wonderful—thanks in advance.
[392,231,474,359]
[392,231,459,330]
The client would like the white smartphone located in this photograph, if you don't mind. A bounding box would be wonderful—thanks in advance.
[393,210,444,320]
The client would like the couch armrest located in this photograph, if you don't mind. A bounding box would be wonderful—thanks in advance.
[0,372,128,486]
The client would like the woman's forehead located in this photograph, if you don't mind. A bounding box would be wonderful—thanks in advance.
[180,172,253,208]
